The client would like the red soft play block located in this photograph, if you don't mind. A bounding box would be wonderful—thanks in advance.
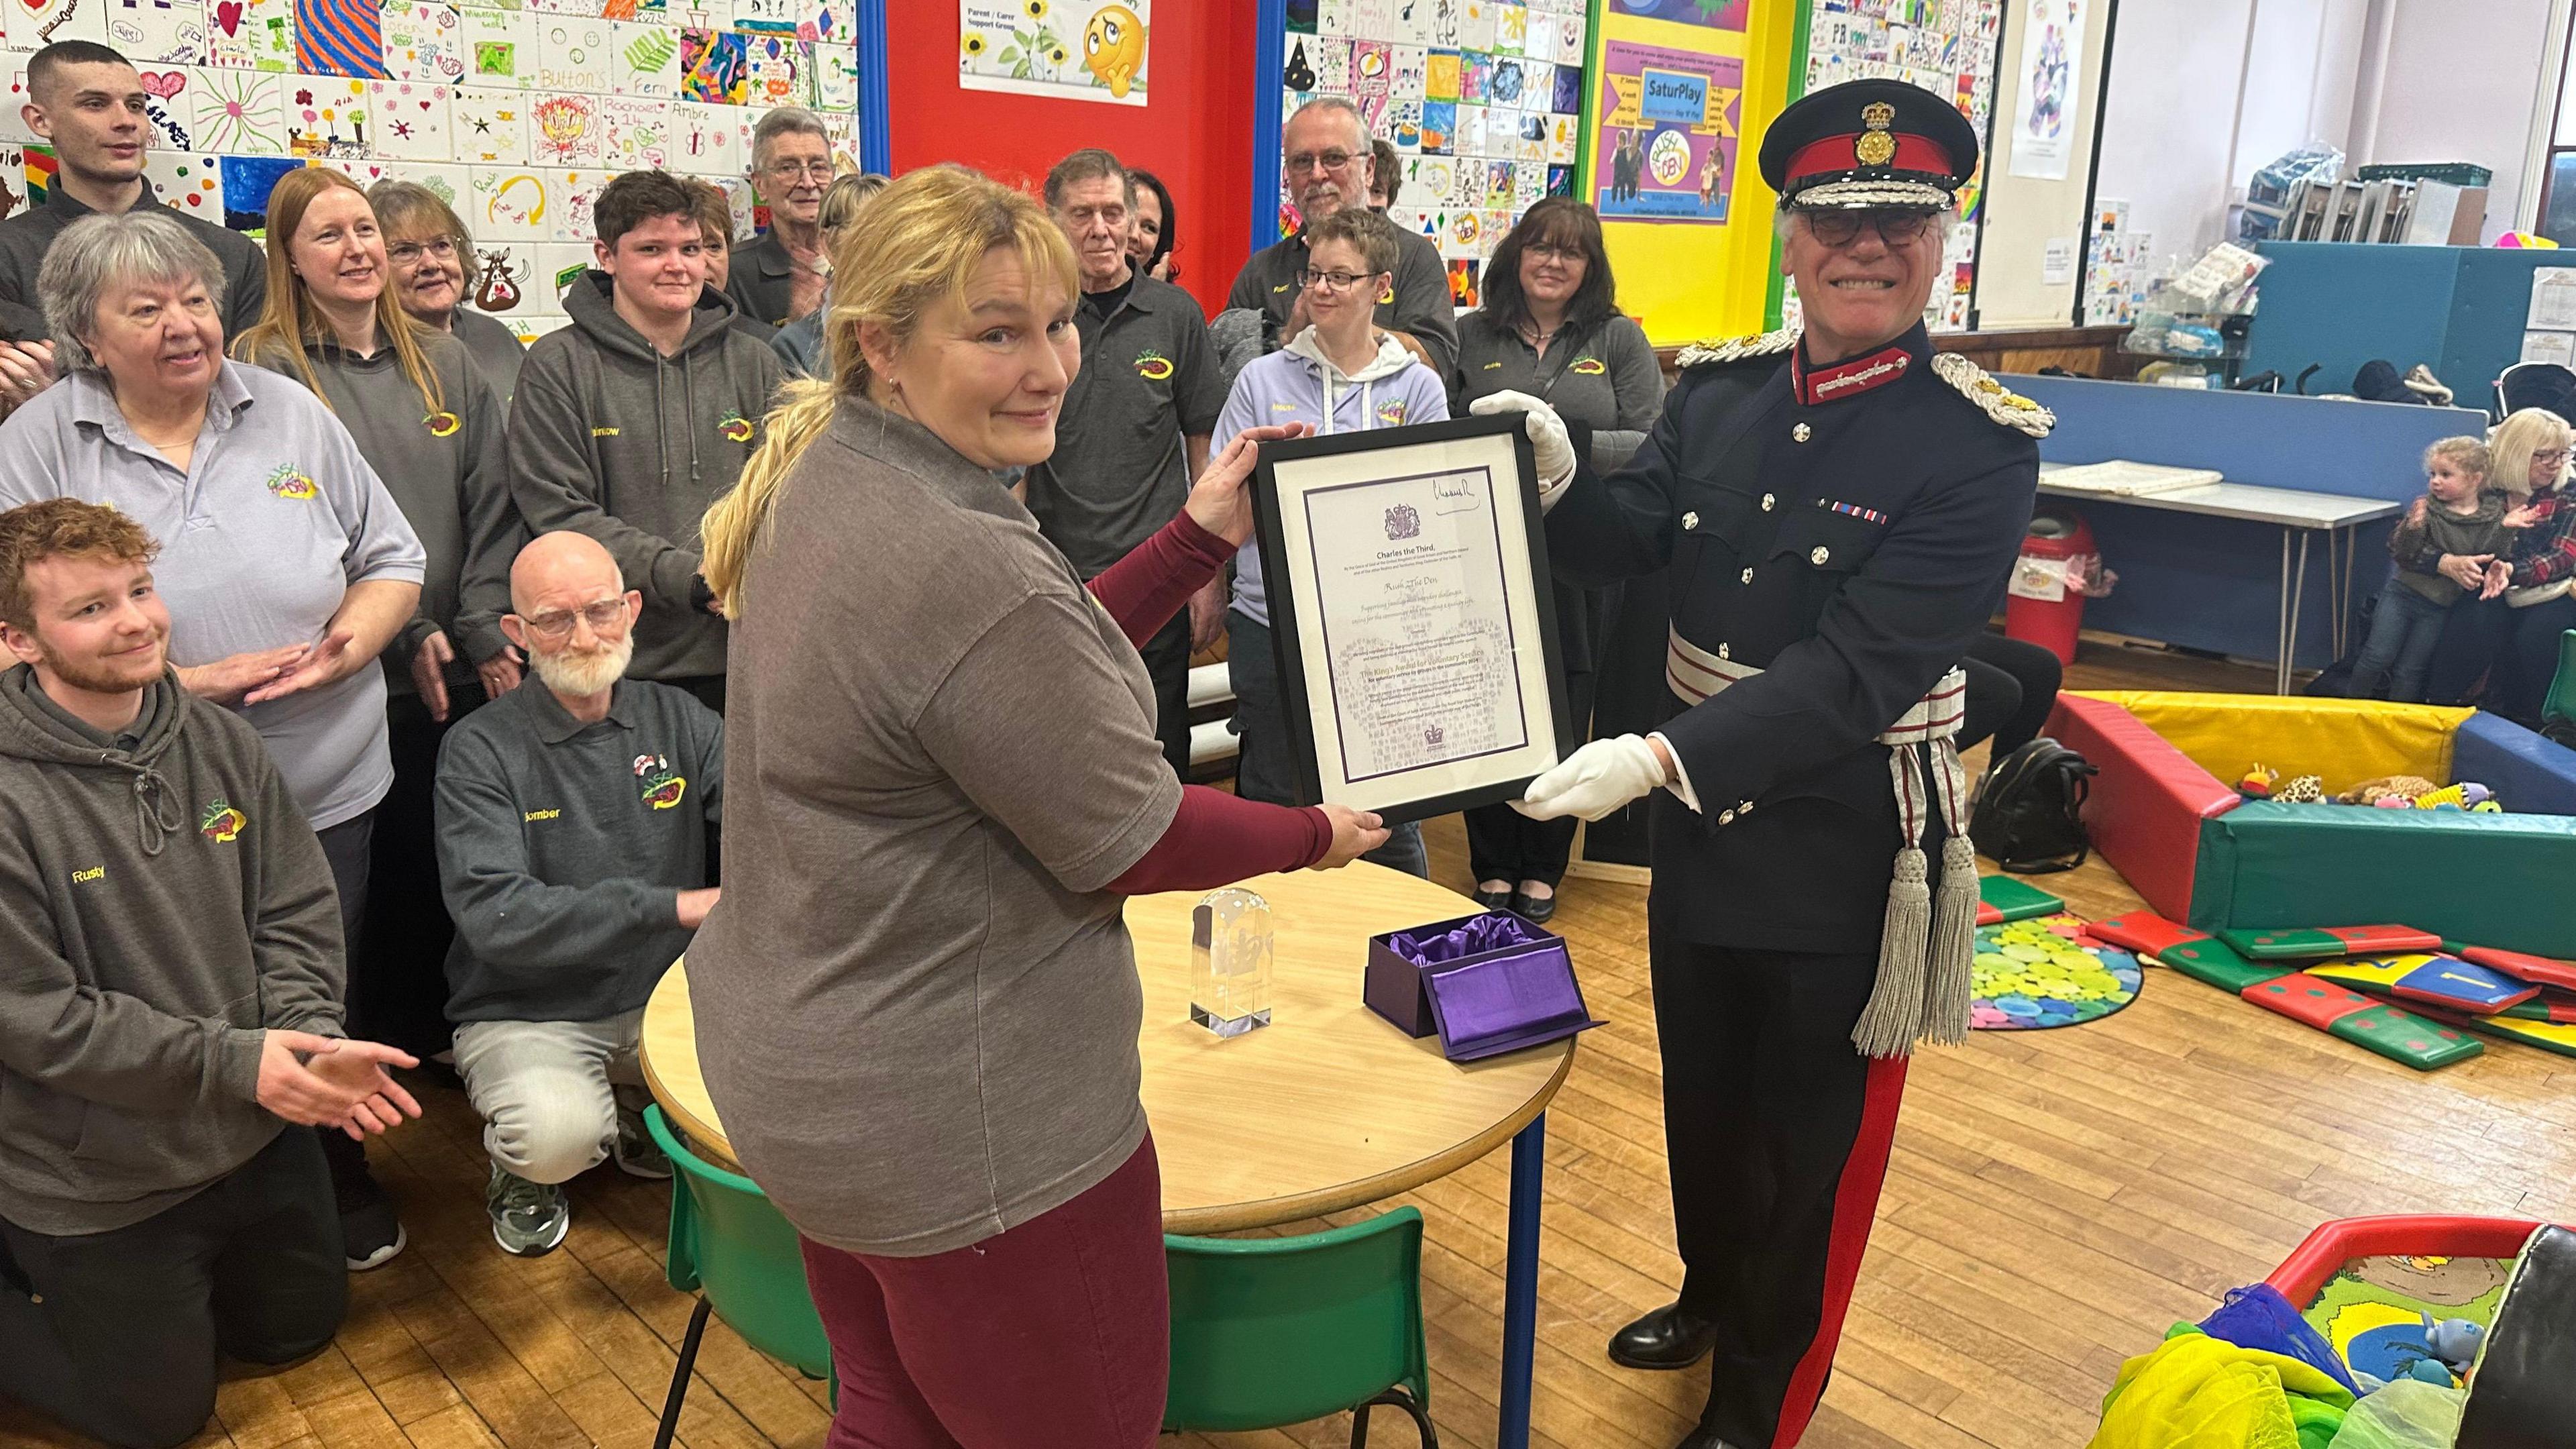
[2322,924,2444,955]
[2089,912,2209,958]
[2041,696,2241,924]
[2241,977,2376,1030]
[2462,946,2576,992]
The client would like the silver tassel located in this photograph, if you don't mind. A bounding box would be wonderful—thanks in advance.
[1926,833,1981,1046]
[1854,843,1931,1058]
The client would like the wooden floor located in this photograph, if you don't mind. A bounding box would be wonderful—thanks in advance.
[9,637,2575,1449]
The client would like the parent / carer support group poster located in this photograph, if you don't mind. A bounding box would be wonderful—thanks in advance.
[959,0,1150,106]
[1592,40,1741,225]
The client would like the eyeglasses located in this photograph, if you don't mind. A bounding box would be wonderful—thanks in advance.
[1525,243,1583,262]
[513,599,629,641]
[764,160,835,182]
[2536,449,2572,464]
[1285,150,1357,175]
[388,237,460,265]
[1297,268,1379,294]
[1801,209,1941,247]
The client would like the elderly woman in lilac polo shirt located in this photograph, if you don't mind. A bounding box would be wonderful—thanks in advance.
[0,210,425,1272]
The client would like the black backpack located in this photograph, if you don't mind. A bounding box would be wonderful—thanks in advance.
[1970,738,2097,873]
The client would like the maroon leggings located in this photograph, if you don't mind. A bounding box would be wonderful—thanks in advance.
[798,1135,1169,1448]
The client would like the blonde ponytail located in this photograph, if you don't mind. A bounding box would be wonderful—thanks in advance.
[695,164,1076,619]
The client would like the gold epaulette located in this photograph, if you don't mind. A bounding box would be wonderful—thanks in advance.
[1929,353,2055,438]
[1674,325,1800,370]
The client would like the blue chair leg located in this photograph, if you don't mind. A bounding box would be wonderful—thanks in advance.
[653,1297,712,1449]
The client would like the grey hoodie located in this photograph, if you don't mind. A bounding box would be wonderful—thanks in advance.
[0,667,345,1236]
[508,272,786,682]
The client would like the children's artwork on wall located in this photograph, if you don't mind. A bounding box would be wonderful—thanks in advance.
[136,69,192,149]
[611,19,680,95]
[384,2,470,83]
[731,0,794,34]
[371,80,453,160]
[741,33,806,105]
[9,0,106,53]
[535,239,592,301]
[549,165,607,240]
[193,67,286,152]
[286,73,370,156]
[142,149,224,218]
[597,93,669,168]
[451,86,527,162]
[219,151,300,226]
[463,7,537,87]
[206,0,299,70]
[466,237,533,311]
[527,91,600,164]
[813,38,855,109]
[537,15,611,92]
[469,164,548,241]
[957,0,1148,106]
[678,26,745,102]
[108,0,212,65]
[804,0,843,43]
[296,0,384,77]
[671,98,743,173]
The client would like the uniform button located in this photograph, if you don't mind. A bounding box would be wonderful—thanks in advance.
[1682,510,1699,530]
[1719,810,1736,825]
[1761,493,1775,511]
[1792,423,1812,442]
[1738,799,1754,814]
[1717,642,1729,659]
[1739,567,1754,584]
[1811,546,1831,566]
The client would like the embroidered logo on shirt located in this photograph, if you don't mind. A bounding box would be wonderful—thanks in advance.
[425,411,460,437]
[1271,400,1299,413]
[718,409,754,444]
[1133,349,1174,381]
[523,808,561,822]
[592,426,621,437]
[1570,356,1607,375]
[1483,360,1502,370]
[1271,282,1293,294]
[1375,397,1409,426]
[70,866,104,884]
[635,753,688,810]
[263,466,317,501]
[200,800,246,843]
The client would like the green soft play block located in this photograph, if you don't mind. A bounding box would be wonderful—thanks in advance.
[2162,938,2295,991]
[2221,927,2352,960]
[2190,803,2576,957]
[2324,1004,2484,1071]
[1978,875,2065,923]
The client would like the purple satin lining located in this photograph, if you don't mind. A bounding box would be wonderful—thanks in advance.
[1392,912,1550,963]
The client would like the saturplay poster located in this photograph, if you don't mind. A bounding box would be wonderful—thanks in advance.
[2006,0,2082,180]
[958,0,1150,107]
[1591,40,1739,225]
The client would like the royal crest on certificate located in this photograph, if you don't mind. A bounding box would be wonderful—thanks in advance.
[1303,467,1529,782]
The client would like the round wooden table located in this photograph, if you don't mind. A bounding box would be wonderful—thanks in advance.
[639,861,1574,1448]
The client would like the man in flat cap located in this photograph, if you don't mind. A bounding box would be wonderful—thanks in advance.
[1470,78,2051,1448]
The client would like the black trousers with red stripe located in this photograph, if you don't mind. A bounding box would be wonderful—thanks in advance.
[1650,930,1907,1449]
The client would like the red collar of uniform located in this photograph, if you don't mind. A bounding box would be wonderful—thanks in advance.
[1792,338,1918,407]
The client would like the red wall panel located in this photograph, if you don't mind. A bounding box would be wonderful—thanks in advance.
[883,3,1258,319]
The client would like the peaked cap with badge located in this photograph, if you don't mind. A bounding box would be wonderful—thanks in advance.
[1526,76,2051,1449]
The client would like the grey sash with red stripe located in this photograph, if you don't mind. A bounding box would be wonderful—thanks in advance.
[1667,627,1978,1057]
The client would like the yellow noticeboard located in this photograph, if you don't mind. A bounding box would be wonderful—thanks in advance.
[1581,0,1798,347]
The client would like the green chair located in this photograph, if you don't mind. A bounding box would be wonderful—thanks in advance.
[645,1106,833,1449]
[1163,1208,1438,1447]
[2544,629,2576,735]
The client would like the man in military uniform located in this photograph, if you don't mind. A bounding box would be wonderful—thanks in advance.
[1472,80,2051,1449]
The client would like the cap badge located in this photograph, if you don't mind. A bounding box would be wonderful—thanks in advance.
[1854,101,1898,168]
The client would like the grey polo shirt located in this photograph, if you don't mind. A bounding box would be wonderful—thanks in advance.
[0,362,426,830]
[1025,274,1224,578]
[1226,222,1459,377]
[0,182,267,343]
[722,230,796,328]
[1449,309,1665,439]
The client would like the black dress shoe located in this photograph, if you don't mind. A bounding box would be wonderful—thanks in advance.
[1511,889,1558,924]
[1674,1428,1750,1449]
[1472,883,1513,910]
[1607,1302,1717,1371]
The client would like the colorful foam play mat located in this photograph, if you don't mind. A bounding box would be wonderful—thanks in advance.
[1970,914,2144,1030]
[2301,1253,2511,1389]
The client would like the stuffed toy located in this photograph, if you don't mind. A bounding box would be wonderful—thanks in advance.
[2339,774,2438,807]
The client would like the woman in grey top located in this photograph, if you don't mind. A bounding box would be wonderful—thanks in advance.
[234,167,522,1099]
[368,179,528,407]
[0,209,426,1269]
[1450,199,1664,922]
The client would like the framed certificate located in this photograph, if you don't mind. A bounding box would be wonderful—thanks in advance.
[1252,413,1573,824]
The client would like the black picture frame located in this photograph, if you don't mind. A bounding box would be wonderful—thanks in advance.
[1250,411,1574,826]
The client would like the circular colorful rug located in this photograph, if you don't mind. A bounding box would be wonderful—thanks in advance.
[1970,913,2143,1030]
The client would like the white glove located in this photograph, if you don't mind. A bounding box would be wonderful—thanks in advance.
[1513,735,1667,822]
[1470,390,1578,487]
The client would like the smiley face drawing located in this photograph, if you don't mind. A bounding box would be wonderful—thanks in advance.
[1082,5,1145,99]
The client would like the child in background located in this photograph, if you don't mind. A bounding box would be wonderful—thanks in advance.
[2353,436,2514,701]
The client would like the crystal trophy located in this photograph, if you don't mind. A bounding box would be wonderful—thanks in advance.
[1191,887,1273,1037]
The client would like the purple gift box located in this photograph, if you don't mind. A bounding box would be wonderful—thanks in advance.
[1364,910,1603,1061]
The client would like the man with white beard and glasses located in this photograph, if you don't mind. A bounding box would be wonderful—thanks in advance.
[433,531,722,1256]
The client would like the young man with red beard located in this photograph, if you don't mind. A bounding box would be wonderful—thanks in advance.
[433,531,722,1256]
[0,498,419,1449]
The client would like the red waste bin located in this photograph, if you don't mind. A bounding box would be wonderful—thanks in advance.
[2005,512,2096,666]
